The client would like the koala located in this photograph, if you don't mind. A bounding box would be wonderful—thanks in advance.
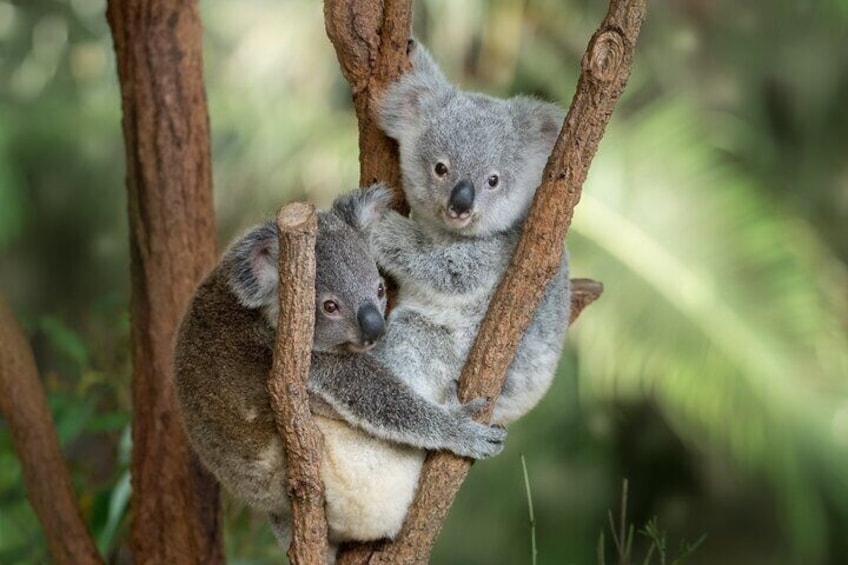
[368,39,572,425]
[174,188,506,555]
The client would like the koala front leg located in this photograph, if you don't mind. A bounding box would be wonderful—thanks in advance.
[368,210,511,294]
[308,352,506,460]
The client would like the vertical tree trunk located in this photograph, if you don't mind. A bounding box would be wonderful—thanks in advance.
[268,203,329,564]
[106,1,223,562]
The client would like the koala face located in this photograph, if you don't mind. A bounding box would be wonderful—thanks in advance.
[378,40,564,237]
[312,213,387,353]
[226,207,387,354]
[401,92,542,237]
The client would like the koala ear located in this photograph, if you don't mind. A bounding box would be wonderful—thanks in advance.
[225,221,279,309]
[406,38,448,83]
[510,96,565,157]
[378,39,451,142]
[332,183,395,232]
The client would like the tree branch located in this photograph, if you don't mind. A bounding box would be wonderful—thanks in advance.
[0,292,102,565]
[106,0,223,561]
[268,203,328,564]
[324,0,413,206]
[337,0,645,562]
[569,279,605,324]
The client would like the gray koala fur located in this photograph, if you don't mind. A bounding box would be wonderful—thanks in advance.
[174,188,505,555]
[369,38,572,425]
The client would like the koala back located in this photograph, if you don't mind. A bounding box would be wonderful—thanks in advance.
[175,265,290,512]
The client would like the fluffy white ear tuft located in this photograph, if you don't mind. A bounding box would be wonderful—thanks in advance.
[406,38,448,82]
[510,96,565,158]
[226,222,279,309]
[332,184,395,232]
[377,38,451,142]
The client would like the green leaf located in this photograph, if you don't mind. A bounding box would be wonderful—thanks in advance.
[39,316,89,370]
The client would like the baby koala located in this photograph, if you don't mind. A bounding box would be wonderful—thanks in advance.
[368,39,572,425]
[174,188,505,555]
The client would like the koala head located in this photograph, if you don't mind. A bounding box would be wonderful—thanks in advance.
[378,39,564,237]
[226,188,392,353]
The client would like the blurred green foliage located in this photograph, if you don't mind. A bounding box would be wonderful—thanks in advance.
[1,0,847,563]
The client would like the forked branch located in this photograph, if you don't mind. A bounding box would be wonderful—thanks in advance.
[334,0,645,562]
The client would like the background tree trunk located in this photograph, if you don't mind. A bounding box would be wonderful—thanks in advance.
[0,292,102,565]
[106,0,223,562]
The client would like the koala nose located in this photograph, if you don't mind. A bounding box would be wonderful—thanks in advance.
[357,303,385,344]
[448,179,475,218]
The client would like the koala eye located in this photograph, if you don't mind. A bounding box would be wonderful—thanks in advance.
[434,162,449,177]
[322,300,339,314]
[486,174,500,189]
[377,282,386,299]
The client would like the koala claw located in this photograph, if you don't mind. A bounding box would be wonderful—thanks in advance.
[447,398,506,459]
[453,419,507,460]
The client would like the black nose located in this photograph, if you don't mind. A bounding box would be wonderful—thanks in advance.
[357,303,385,344]
[448,179,475,216]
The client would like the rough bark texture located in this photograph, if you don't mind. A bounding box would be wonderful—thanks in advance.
[106,1,223,562]
[0,293,103,565]
[569,279,605,324]
[336,0,645,562]
[324,0,413,208]
[268,203,328,564]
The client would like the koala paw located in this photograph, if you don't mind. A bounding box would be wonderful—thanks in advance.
[452,419,507,460]
[448,399,507,460]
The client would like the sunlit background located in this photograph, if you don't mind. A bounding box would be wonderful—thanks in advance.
[1,0,847,563]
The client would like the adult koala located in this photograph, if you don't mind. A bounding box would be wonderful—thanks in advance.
[368,39,571,425]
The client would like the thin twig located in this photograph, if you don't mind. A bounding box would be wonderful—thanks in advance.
[521,455,538,565]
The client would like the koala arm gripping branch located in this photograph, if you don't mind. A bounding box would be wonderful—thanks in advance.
[307,352,506,460]
[368,210,514,294]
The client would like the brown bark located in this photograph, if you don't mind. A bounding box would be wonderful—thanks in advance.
[324,0,413,208]
[0,293,102,565]
[336,0,645,562]
[106,1,223,562]
[268,203,328,564]
[569,278,605,324]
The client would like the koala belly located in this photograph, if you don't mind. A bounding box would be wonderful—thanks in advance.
[315,415,425,543]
